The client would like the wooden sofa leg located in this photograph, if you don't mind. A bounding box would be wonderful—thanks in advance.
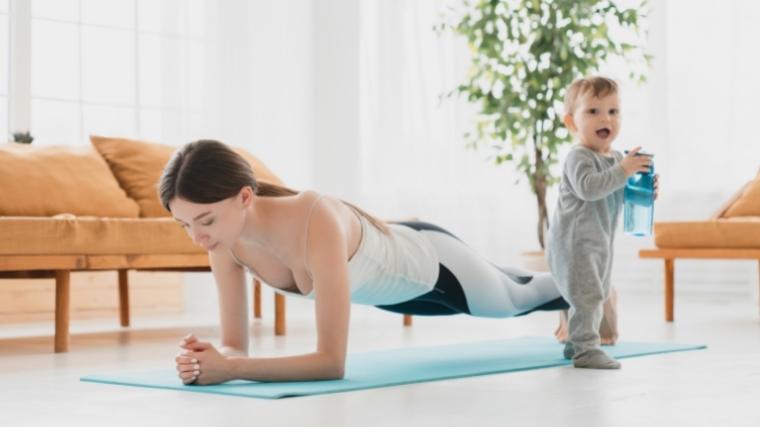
[118,269,130,327]
[253,279,262,319]
[54,270,71,353]
[274,293,286,335]
[665,259,674,322]
[403,314,412,327]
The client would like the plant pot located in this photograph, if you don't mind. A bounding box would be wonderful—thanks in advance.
[520,250,550,273]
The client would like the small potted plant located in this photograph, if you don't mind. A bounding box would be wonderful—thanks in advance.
[12,131,34,144]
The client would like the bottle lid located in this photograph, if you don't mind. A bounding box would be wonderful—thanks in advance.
[624,150,654,158]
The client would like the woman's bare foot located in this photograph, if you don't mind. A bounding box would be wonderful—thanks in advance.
[554,309,569,343]
[599,287,618,345]
[554,287,619,345]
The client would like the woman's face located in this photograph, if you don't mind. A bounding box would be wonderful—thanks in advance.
[169,191,248,252]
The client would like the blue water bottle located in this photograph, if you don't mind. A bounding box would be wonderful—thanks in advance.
[623,151,655,236]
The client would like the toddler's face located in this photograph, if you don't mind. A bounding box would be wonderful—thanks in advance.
[565,92,621,153]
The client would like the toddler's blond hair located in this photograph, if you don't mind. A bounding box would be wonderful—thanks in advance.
[563,76,619,115]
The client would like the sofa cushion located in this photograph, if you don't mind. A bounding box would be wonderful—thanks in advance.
[90,136,284,217]
[654,218,760,249]
[0,216,203,255]
[0,143,140,217]
[723,170,760,217]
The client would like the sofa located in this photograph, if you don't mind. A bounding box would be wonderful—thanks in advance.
[639,170,760,321]
[0,136,288,353]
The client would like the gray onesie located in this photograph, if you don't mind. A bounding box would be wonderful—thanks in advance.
[546,145,626,367]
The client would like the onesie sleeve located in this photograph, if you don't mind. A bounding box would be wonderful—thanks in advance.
[564,149,627,201]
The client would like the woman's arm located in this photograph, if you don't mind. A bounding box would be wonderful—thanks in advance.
[227,201,351,381]
[175,249,249,384]
[209,248,250,356]
[179,201,352,384]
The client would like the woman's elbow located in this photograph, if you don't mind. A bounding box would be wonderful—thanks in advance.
[326,361,345,380]
[320,356,345,380]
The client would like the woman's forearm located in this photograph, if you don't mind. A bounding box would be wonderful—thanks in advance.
[219,345,248,357]
[226,351,345,382]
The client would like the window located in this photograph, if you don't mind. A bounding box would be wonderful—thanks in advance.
[26,0,208,145]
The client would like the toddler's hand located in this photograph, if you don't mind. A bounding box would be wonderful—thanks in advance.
[620,146,652,177]
[653,174,660,200]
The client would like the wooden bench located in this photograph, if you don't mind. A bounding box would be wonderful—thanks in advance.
[639,249,760,321]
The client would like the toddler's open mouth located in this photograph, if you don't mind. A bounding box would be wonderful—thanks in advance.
[596,128,611,138]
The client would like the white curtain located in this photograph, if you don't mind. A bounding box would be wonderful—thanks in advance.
[358,0,542,267]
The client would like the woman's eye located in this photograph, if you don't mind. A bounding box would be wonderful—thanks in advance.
[201,220,214,226]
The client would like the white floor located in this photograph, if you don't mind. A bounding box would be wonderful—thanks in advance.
[1,290,759,427]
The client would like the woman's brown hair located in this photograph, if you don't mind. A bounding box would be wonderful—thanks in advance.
[158,139,390,234]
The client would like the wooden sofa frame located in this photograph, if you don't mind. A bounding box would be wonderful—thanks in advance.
[0,253,413,353]
[639,249,760,321]
[639,182,760,321]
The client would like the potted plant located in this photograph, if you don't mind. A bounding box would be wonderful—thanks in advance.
[12,131,34,144]
[439,0,650,268]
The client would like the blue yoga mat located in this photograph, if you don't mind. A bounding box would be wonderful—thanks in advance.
[81,337,705,399]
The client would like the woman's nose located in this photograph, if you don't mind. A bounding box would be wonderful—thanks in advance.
[190,229,207,245]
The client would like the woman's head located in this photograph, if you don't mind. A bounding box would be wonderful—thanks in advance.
[159,140,258,250]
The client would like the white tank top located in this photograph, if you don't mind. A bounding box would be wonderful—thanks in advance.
[230,197,440,305]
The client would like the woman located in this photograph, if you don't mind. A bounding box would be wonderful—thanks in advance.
[163,140,570,385]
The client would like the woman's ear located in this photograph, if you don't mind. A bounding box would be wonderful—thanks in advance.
[563,113,576,133]
[238,186,255,207]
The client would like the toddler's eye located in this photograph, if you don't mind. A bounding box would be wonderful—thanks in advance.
[588,108,597,114]
[610,109,619,115]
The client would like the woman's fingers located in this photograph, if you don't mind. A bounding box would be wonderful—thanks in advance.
[175,355,198,364]
[179,370,199,384]
[184,341,212,351]
[176,363,201,373]
[178,333,198,348]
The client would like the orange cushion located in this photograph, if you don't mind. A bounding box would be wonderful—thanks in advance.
[654,218,760,248]
[91,136,284,217]
[0,216,203,255]
[723,170,760,217]
[0,143,140,217]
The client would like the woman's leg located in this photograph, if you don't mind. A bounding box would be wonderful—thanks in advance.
[393,221,568,318]
[376,264,469,316]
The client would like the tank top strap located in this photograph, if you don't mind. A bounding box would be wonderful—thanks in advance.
[304,192,326,279]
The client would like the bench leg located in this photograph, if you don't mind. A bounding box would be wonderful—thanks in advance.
[403,314,412,327]
[665,259,674,322]
[54,270,71,353]
[118,269,130,327]
[253,278,262,319]
[274,293,286,335]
